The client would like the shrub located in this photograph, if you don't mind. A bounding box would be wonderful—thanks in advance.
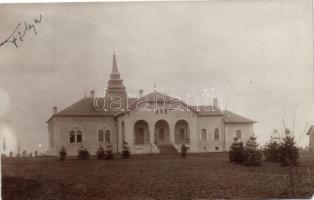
[263,141,281,162]
[78,146,90,160]
[243,136,262,166]
[122,142,130,159]
[279,131,299,167]
[106,144,114,160]
[96,145,105,159]
[59,146,67,161]
[229,139,245,163]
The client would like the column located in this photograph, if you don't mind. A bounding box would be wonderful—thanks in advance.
[149,121,155,144]
[169,121,175,144]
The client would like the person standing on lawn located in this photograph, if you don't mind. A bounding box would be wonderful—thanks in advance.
[181,143,187,159]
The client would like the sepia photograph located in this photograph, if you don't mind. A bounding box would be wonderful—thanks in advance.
[0,0,314,199]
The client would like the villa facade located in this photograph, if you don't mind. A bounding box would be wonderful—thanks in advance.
[47,54,256,156]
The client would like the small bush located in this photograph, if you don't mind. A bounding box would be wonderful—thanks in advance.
[106,144,114,160]
[59,146,67,161]
[122,142,130,159]
[96,145,105,159]
[78,146,90,160]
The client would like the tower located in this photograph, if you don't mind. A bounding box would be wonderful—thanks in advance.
[106,53,127,110]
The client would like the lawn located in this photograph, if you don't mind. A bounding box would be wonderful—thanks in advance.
[2,153,314,200]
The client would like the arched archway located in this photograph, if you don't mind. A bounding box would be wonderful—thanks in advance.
[175,120,190,144]
[154,120,170,145]
[134,120,150,145]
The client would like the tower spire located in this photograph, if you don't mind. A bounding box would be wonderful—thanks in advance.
[112,52,119,74]
[106,52,126,98]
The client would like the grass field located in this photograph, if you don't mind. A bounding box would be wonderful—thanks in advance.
[2,153,314,200]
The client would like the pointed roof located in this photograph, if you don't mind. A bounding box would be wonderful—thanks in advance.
[107,53,126,94]
[112,53,119,74]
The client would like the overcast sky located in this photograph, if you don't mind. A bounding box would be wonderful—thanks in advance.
[0,0,313,154]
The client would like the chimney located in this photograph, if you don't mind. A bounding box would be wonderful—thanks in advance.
[53,106,57,114]
[139,90,144,97]
[91,90,95,99]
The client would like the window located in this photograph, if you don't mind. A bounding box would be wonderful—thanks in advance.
[214,129,219,140]
[201,129,206,140]
[76,130,82,143]
[236,130,241,139]
[215,147,219,151]
[105,130,111,144]
[69,131,75,143]
[98,130,104,142]
[159,129,164,140]
[179,128,185,140]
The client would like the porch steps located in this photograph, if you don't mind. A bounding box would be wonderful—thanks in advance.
[157,144,178,154]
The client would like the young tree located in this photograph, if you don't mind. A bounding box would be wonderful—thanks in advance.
[78,146,90,160]
[244,136,262,166]
[59,146,67,161]
[122,142,130,159]
[22,150,26,158]
[96,145,105,159]
[229,138,245,163]
[106,144,114,159]
[263,141,281,162]
[279,129,299,167]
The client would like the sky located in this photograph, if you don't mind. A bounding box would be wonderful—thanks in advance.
[0,0,313,154]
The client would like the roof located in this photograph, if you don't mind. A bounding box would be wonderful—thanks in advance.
[306,125,314,135]
[47,97,137,122]
[48,92,256,124]
[223,110,256,123]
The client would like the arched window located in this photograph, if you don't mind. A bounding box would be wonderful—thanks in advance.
[69,130,75,143]
[105,130,111,144]
[179,128,185,140]
[201,129,206,140]
[76,130,82,143]
[214,129,219,140]
[98,130,104,142]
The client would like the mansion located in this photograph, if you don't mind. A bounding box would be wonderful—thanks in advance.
[47,54,256,155]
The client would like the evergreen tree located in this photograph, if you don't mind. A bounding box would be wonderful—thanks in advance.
[229,138,245,163]
[263,141,281,162]
[122,142,130,159]
[96,145,105,159]
[106,144,114,159]
[59,146,67,161]
[244,136,262,166]
[78,146,90,160]
[279,129,299,166]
